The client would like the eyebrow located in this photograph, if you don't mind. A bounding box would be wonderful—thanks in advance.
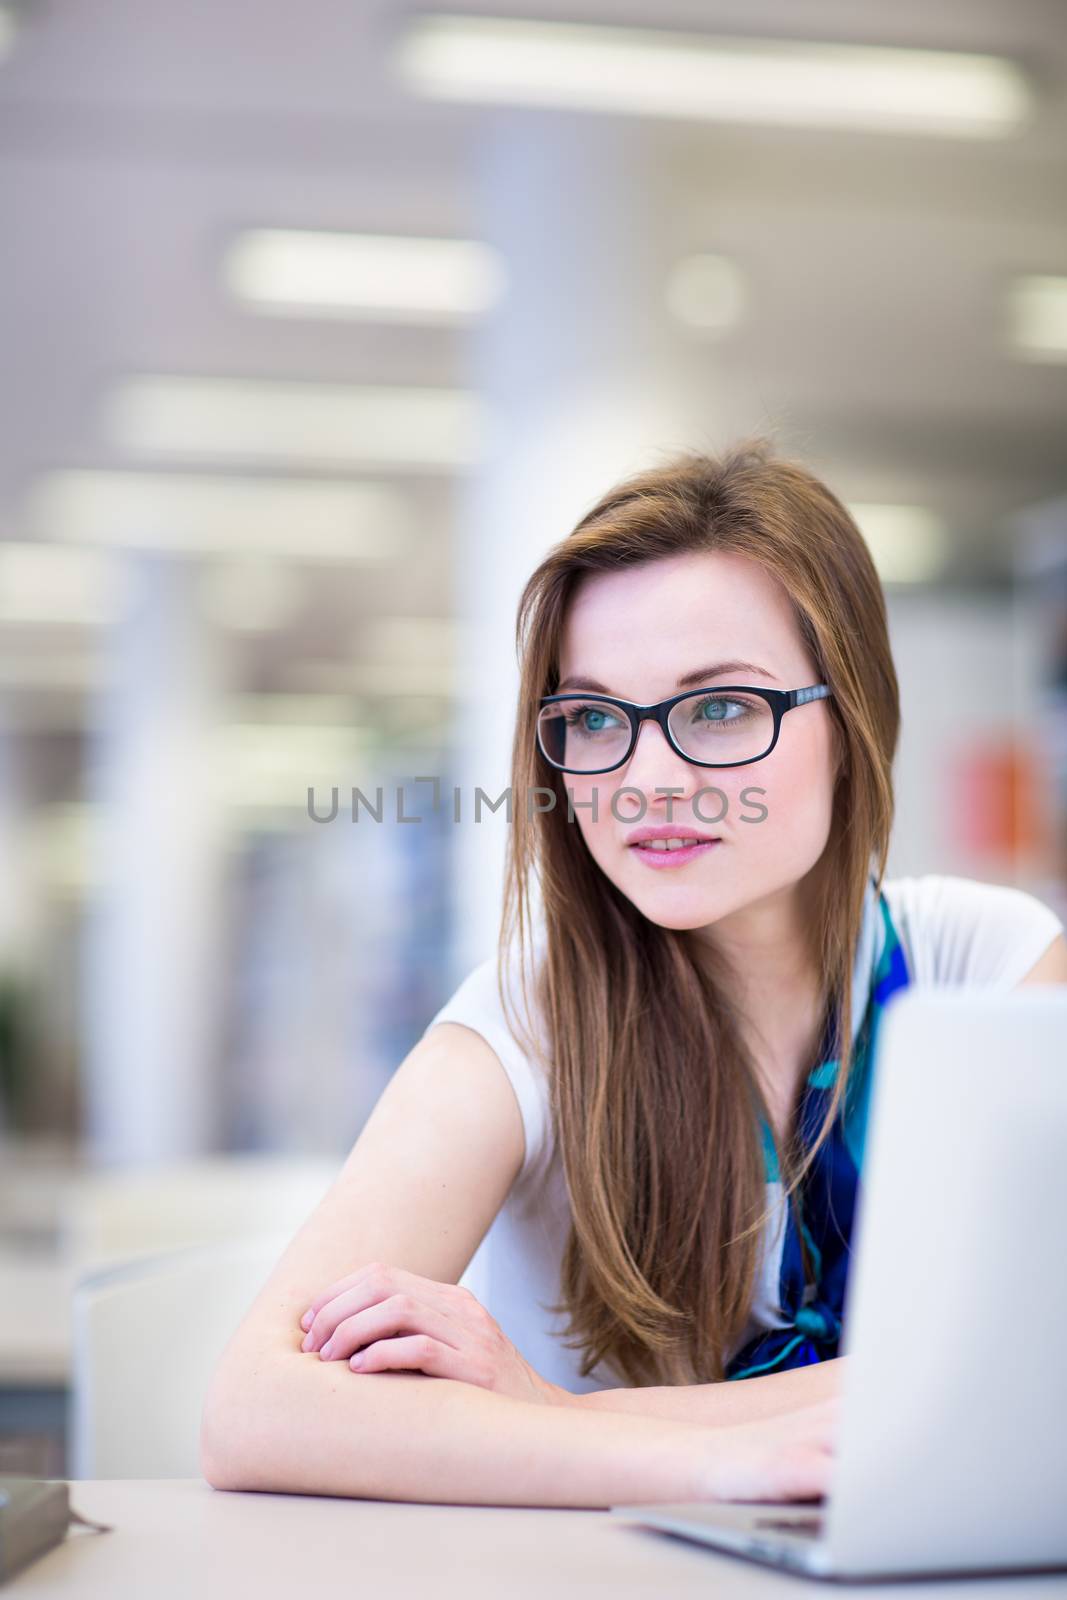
[555,659,780,694]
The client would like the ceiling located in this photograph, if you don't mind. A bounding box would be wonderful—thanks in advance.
[1,0,1066,725]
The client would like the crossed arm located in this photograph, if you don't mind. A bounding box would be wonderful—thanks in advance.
[569,1352,843,1423]
[204,937,1063,1498]
[292,1252,845,1426]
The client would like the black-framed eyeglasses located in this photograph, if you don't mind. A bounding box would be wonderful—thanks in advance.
[536,684,832,775]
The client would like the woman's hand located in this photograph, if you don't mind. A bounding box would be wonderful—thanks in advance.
[298,1261,571,1408]
[696,1397,840,1502]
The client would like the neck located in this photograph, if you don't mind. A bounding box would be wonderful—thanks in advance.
[690,872,821,998]
[689,870,830,1112]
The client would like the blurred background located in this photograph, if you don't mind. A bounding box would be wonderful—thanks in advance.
[0,0,1065,1479]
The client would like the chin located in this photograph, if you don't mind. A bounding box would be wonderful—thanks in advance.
[626,887,729,931]
[644,908,722,932]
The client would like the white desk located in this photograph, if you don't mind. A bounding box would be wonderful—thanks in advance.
[14,1479,1067,1597]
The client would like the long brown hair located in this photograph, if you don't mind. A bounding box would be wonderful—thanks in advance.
[497,436,899,1388]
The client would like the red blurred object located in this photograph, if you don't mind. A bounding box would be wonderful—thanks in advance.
[950,736,1048,865]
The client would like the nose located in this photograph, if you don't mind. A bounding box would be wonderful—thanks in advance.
[617,716,694,799]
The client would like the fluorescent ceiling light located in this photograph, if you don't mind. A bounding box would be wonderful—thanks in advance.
[102,376,484,470]
[395,16,1030,138]
[223,229,506,323]
[666,254,746,333]
[0,542,124,625]
[848,503,949,583]
[24,472,412,563]
[1007,275,1067,362]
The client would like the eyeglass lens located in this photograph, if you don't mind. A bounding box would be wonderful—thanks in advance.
[536,691,775,771]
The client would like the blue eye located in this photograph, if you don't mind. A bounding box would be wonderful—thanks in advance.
[562,703,624,736]
[697,696,743,722]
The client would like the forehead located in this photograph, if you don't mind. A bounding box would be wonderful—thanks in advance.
[558,551,807,683]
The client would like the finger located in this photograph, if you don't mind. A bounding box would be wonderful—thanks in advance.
[337,1265,480,1326]
[302,1264,410,1343]
[312,1292,471,1363]
[304,1278,464,1352]
[303,1267,480,1349]
[300,1265,382,1331]
[348,1334,467,1380]
[300,1263,415,1331]
[300,1261,411,1330]
[771,1443,834,1502]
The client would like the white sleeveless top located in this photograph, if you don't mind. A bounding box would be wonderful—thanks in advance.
[421,874,1064,1394]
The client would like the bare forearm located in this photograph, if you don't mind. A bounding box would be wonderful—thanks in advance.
[200,1352,716,1509]
[574,1357,845,1426]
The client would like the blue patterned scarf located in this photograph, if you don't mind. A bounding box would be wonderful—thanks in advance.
[725,878,911,1380]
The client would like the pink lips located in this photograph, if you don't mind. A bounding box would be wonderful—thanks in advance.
[628,839,722,869]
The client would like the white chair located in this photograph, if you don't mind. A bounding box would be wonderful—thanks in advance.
[69,1229,294,1478]
[69,1226,492,1478]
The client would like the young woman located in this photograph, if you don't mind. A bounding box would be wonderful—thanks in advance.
[202,438,1067,1510]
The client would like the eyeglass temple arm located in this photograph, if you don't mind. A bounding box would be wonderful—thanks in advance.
[790,685,831,707]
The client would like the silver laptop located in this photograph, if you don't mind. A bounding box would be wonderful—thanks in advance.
[611,985,1067,1580]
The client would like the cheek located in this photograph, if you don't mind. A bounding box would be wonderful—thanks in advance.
[747,728,836,847]
[567,778,655,878]
[562,778,610,851]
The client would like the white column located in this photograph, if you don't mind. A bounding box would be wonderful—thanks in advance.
[454,113,721,974]
[81,552,227,1166]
